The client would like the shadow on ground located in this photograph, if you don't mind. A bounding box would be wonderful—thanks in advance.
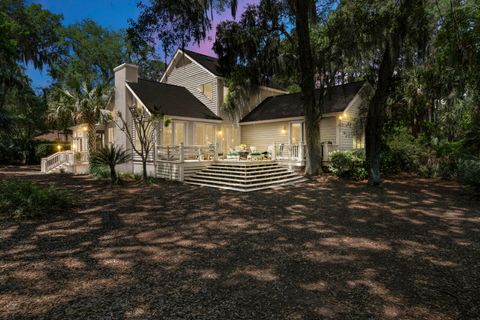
[0,167,479,319]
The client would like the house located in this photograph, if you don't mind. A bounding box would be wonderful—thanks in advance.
[41,49,366,191]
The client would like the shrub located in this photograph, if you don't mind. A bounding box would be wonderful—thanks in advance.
[0,180,73,219]
[90,164,111,179]
[329,150,368,180]
[457,158,480,193]
[90,145,131,183]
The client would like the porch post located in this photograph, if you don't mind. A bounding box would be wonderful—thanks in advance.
[298,144,304,161]
[179,143,184,163]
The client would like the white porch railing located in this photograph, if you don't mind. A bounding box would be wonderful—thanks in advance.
[156,144,217,162]
[41,151,74,173]
[273,143,305,162]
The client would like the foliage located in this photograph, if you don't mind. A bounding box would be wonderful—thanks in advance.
[457,158,480,193]
[0,180,73,219]
[329,150,368,180]
[49,19,165,87]
[1,84,49,164]
[0,0,62,109]
[128,0,239,59]
[47,83,113,155]
[90,163,111,180]
[90,145,131,183]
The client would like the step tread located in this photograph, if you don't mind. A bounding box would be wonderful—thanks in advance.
[209,164,281,171]
[188,172,297,184]
[185,175,305,188]
[186,177,307,191]
[193,170,293,179]
[203,167,288,175]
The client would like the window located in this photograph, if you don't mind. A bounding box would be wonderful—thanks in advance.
[290,122,303,144]
[194,123,215,145]
[163,123,173,146]
[174,122,186,145]
[135,125,154,150]
[197,82,213,100]
[205,124,214,145]
[353,135,365,149]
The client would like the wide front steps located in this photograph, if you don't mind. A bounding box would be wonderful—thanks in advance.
[184,160,307,192]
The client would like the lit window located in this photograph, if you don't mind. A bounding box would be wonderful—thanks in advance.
[197,82,213,100]
[353,135,365,149]
[290,123,303,144]
[194,123,215,145]
[174,122,185,145]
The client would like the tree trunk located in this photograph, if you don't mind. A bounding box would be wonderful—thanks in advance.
[365,0,413,185]
[110,165,117,183]
[87,120,97,158]
[142,159,148,181]
[293,0,322,176]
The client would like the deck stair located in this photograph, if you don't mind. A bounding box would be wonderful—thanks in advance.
[184,160,306,192]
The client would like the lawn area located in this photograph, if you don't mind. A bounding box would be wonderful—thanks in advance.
[0,167,479,319]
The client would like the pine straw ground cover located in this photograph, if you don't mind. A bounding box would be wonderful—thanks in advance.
[0,166,479,320]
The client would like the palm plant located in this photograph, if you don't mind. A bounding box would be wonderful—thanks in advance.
[47,82,113,156]
[89,145,131,183]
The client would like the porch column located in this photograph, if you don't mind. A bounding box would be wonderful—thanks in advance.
[179,143,184,163]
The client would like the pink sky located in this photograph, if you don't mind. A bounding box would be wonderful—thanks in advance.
[188,0,257,56]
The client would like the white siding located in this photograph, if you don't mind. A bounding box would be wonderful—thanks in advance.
[241,121,289,152]
[319,117,336,144]
[163,58,219,116]
[218,83,287,123]
[338,94,363,150]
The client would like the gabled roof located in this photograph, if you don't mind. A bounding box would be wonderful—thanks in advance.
[126,79,222,121]
[182,49,223,77]
[240,81,365,123]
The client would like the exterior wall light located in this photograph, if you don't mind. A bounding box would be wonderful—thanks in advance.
[281,126,287,134]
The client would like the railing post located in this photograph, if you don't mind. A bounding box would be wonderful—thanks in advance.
[298,144,303,161]
[179,143,184,163]
[214,143,218,161]
[41,159,46,173]
[272,143,276,160]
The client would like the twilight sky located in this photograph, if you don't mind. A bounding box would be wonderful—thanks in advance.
[26,0,256,89]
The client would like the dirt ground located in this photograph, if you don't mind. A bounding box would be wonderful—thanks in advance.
[0,166,479,320]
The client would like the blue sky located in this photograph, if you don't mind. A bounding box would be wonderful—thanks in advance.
[26,0,255,90]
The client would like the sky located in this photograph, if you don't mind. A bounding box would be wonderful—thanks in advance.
[26,0,255,90]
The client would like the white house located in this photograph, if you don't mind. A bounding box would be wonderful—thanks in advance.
[41,49,366,191]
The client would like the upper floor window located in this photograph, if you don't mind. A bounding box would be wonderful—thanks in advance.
[197,82,213,100]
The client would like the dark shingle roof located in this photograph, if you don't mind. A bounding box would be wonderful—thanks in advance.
[182,49,223,76]
[240,81,365,123]
[127,79,222,120]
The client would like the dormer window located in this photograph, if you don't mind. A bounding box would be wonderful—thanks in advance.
[197,82,213,100]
